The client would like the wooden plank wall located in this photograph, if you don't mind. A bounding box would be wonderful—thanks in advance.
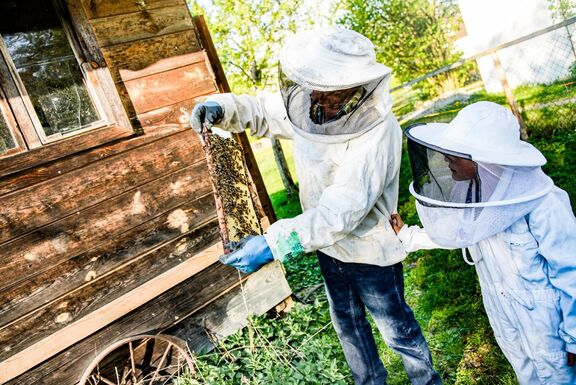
[0,1,287,384]
[87,0,217,132]
[6,261,291,385]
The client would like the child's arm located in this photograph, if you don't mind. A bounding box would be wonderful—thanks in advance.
[528,189,576,362]
[390,214,446,252]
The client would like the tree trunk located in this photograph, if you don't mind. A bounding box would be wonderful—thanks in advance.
[271,138,298,199]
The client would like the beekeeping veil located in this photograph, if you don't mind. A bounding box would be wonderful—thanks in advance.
[406,102,554,248]
[278,27,392,143]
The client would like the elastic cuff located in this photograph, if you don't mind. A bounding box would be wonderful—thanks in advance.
[264,229,305,261]
[396,225,411,244]
[263,232,282,261]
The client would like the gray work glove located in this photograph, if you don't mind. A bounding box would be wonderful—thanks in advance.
[189,101,224,133]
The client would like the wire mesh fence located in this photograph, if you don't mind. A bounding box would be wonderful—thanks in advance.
[391,16,576,142]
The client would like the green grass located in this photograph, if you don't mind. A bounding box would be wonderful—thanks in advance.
[181,114,575,384]
[252,139,303,219]
[393,77,576,129]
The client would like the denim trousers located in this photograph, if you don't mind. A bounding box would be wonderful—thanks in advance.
[317,251,442,385]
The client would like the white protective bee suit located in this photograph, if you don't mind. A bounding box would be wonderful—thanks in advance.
[202,28,442,385]
[398,102,576,385]
[205,27,406,266]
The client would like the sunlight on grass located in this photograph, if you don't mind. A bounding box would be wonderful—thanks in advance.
[251,137,302,219]
[252,138,297,195]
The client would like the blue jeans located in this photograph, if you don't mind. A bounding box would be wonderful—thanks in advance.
[317,251,442,385]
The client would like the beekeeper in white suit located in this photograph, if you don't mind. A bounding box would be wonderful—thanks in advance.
[191,27,442,385]
[391,102,576,385]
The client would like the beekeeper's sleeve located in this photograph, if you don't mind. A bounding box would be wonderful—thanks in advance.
[397,225,445,253]
[262,119,401,260]
[206,92,294,139]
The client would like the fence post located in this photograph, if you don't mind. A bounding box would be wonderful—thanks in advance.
[491,51,528,140]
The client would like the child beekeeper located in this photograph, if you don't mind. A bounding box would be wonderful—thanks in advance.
[391,101,576,385]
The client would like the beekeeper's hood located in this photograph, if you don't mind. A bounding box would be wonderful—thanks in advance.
[278,26,392,143]
[405,102,554,248]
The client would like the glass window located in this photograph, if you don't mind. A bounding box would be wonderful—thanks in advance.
[0,0,101,139]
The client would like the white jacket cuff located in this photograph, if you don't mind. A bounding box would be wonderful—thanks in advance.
[397,225,412,245]
[264,221,306,261]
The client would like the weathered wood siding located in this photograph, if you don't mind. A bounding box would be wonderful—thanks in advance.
[0,1,285,384]
[8,261,290,385]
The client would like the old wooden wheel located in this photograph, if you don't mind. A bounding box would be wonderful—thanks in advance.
[79,334,195,385]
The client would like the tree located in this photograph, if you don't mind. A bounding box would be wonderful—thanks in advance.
[548,0,576,19]
[338,0,464,94]
[548,0,576,61]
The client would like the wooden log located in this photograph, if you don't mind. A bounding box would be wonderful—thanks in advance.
[0,127,197,197]
[123,61,217,115]
[81,0,182,19]
[90,5,193,46]
[0,222,220,360]
[101,30,202,84]
[0,194,216,328]
[0,242,225,384]
[0,130,204,244]
[0,163,212,291]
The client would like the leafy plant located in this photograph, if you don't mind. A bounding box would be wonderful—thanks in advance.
[338,0,463,85]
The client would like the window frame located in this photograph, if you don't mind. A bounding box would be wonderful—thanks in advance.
[0,83,27,157]
[0,0,133,177]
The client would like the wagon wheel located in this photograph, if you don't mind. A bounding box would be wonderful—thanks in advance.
[79,334,195,385]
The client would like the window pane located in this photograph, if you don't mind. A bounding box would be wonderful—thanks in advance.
[0,0,100,137]
[0,110,16,154]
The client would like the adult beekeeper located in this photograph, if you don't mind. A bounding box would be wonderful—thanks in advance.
[390,101,576,385]
[190,27,442,385]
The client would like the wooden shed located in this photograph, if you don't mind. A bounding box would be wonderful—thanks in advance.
[0,1,291,384]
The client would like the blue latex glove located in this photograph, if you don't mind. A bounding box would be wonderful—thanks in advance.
[219,235,274,274]
[189,101,224,133]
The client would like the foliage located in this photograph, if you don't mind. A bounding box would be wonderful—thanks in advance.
[337,0,463,86]
[547,0,576,20]
[184,300,352,385]
[547,0,576,59]
[569,61,576,80]
[188,0,309,94]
